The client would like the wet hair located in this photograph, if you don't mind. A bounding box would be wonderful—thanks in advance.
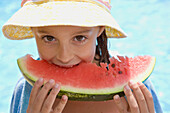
[95,29,110,66]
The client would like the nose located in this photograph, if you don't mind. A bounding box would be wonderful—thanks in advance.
[56,44,73,64]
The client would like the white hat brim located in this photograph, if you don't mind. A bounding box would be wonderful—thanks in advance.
[2,1,127,40]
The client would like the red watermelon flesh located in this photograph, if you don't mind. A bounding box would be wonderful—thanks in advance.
[17,54,155,100]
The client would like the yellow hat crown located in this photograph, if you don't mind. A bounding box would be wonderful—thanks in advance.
[21,0,111,12]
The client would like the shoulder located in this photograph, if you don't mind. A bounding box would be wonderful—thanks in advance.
[10,77,25,113]
[11,77,26,100]
[143,78,154,90]
[15,77,25,90]
[143,79,163,113]
[10,77,32,113]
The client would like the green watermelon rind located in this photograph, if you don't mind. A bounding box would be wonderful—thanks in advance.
[17,57,124,101]
[17,56,156,101]
[21,72,125,101]
[17,56,39,83]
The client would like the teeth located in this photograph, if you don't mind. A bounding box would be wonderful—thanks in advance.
[64,65,73,68]
[59,64,78,68]
[54,63,80,68]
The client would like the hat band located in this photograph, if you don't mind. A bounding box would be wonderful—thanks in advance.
[22,0,111,13]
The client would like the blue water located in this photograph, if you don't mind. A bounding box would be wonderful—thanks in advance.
[0,0,169,113]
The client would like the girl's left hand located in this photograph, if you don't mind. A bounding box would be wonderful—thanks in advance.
[113,81,155,113]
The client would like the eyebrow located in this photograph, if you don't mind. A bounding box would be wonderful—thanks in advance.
[37,29,92,34]
[37,30,49,34]
[73,29,92,35]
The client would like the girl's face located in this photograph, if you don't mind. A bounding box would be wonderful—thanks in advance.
[32,26,104,67]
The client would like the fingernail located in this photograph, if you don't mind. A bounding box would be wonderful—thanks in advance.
[137,81,143,85]
[114,95,119,100]
[129,80,134,86]
[54,84,59,88]
[62,95,68,101]
[125,85,130,91]
[38,78,43,82]
[49,79,54,84]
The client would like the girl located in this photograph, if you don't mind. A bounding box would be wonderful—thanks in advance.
[2,0,162,113]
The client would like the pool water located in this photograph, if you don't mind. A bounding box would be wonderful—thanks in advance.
[0,0,169,113]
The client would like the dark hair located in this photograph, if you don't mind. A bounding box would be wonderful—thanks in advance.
[95,29,110,66]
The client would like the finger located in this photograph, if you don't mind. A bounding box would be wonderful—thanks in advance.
[137,82,155,113]
[113,95,126,113]
[32,79,55,112]
[124,84,140,113]
[41,83,60,113]
[120,97,130,112]
[27,78,44,111]
[53,95,68,113]
[129,81,149,113]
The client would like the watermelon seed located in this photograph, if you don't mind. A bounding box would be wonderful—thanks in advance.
[118,71,123,74]
[111,64,115,68]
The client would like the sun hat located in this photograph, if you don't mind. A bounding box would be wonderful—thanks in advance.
[2,0,127,40]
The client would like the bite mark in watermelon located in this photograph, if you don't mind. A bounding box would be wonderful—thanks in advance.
[17,54,156,101]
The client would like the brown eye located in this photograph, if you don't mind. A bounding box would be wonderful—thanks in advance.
[42,35,55,42]
[74,35,87,42]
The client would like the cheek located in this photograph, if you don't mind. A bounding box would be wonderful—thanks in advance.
[39,49,56,61]
[36,40,56,61]
[78,41,96,63]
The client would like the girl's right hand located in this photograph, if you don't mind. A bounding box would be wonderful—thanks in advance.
[27,78,68,113]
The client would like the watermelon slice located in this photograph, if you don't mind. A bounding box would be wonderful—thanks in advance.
[17,54,156,101]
